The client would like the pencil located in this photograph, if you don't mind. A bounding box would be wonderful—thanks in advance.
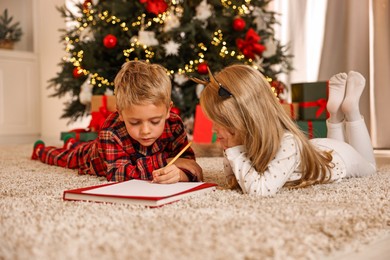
[167,141,193,166]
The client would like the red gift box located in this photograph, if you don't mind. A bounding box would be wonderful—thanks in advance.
[192,105,215,143]
[89,95,116,131]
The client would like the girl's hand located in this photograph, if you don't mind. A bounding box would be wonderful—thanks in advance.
[152,164,188,184]
[213,123,243,150]
[219,131,242,150]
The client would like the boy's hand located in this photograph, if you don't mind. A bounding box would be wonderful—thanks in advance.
[166,158,203,181]
[152,165,188,184]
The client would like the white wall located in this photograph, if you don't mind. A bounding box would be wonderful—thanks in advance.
[272,0,328,84]
[38,0,88,144]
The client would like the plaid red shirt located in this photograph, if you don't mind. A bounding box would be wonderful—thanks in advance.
[39,112,197,182]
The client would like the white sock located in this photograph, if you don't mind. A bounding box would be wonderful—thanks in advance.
[342,71,365,122]
[327,72,347,123]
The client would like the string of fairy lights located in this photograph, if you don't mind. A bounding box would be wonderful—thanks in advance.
[64,0,259,88]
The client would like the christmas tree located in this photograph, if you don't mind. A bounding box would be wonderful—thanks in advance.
[49,0,292,124]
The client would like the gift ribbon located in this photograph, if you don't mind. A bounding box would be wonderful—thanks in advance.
[280,102,296,119]
[289,103,295,119]
[236,28,265,60]
[307,120,313,139]
[299,98,328,118]
[89,95,111,131]
[66,128,90,141]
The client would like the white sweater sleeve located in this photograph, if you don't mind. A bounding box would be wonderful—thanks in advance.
[224,134,300,196]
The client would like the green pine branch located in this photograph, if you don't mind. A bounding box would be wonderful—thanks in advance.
[0,9,23,41]
[49,0,293,123]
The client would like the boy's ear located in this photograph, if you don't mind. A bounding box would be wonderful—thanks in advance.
[118,111,123,121]
[116,105,123,121]
[166,101,173,119]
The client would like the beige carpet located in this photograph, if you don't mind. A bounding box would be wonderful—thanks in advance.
[0,144,389,260]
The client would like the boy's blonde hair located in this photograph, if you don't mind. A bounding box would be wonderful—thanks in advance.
[199,64,333,189]
[114,60,171,111]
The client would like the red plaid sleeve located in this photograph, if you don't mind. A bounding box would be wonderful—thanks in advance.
[97,112,196,182]
[98,129,168,182]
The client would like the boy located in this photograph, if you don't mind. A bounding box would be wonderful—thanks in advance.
[31,61,202,183]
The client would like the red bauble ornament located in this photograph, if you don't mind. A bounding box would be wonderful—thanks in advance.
[140,0,168,15]
[73,67,83,78]
[103,34,117,49]
[233,17,246,31]
[197,63,208,75]
[83,0,92,10]
[170,107,180,116]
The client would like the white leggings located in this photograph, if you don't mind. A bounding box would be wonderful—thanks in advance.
[325,118,376,178]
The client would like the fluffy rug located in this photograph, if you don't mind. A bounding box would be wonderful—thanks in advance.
[0,144,389,260]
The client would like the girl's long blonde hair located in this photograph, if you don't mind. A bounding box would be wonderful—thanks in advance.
[198,64,333,188]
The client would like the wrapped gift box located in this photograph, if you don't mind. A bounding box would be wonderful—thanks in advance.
[291,81,328,120]
[90,95,116,131]
[91,95,116,112]
[281,102,299,120]
[193,105,215,143]
[60,130,98,142]
[296,120,327,139]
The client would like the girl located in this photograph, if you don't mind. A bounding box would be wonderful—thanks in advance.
[196,64,376,196]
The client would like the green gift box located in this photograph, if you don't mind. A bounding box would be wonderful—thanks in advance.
[291,81,328,120]
[296,120,327,139]
[60,131,98,142]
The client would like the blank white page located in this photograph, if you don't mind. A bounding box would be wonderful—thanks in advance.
[83,180,205,198]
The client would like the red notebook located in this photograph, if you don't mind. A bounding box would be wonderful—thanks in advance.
[63,180,217,207]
